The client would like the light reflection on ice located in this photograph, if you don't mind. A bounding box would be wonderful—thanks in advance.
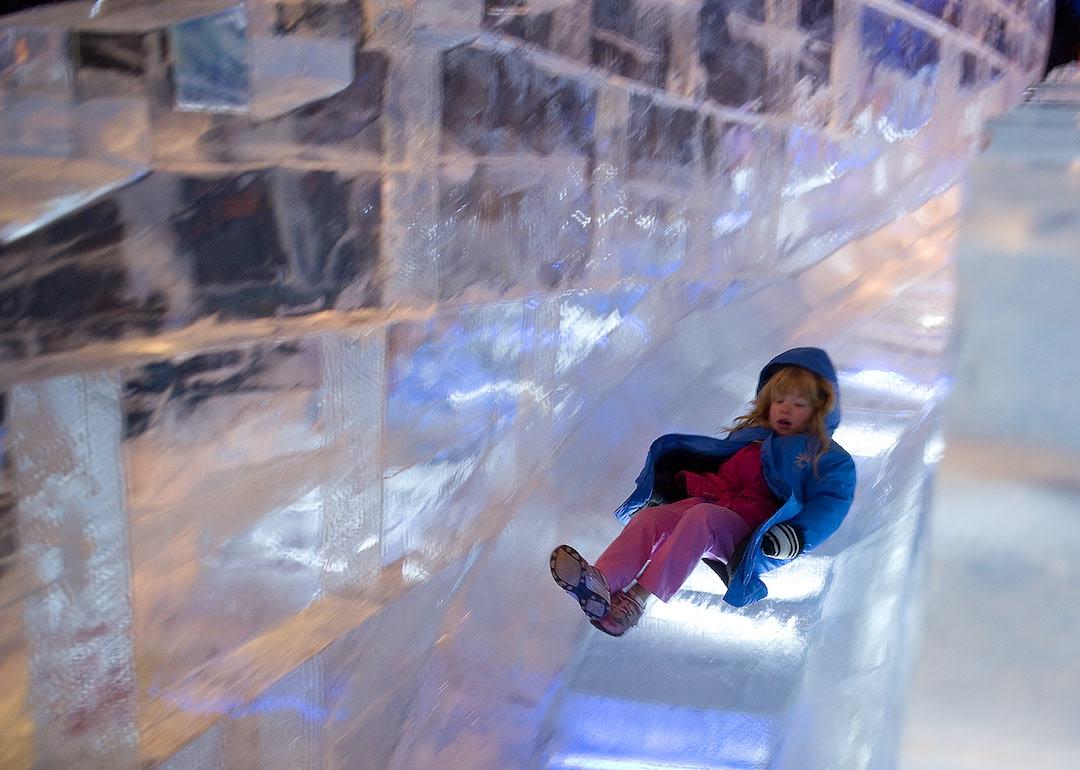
[634,213,658,230]
[401,559,431,582]
[556,304,625,374]
[922,433,946,465]
[649,600,804,652]
[570,208,592,227]
[552,692,773,770]
[447,380,543,408]
[841,368,940,401]
[595,204,628,227]
[919,312,948,330]
[679,556,829,602]
[731,167,751,195]
[245,488,323,572]
[383,456,479,541]
[877,114,924,142]
[783,162,840,198]
[874,157,889,194]
[832,421,904,458]
[759,556,831,601]
[711,210,752,236]
[552,756,737,770]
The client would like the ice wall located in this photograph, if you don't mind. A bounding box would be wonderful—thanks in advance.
[0,0,1052,768]
[899,66,1080,769]
[948,64,1080,454]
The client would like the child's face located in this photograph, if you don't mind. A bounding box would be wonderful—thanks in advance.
[769,391,814,436]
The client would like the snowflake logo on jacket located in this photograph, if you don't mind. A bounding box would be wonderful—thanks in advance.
[795,450,813,470]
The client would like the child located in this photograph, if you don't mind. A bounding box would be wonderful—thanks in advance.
[550,347,856,636]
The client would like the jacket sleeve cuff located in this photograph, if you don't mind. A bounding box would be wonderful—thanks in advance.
[761,522,802,560]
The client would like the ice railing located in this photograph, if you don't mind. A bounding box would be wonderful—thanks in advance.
[0,0,1052,768]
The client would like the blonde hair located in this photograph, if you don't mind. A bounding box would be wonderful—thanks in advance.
[729,366,836,472]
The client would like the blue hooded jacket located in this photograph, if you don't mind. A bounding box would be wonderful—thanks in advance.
[612,347,857,607]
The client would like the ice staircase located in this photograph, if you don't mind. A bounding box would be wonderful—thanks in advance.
[0,0,1054,768]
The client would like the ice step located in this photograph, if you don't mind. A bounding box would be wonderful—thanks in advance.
[0,90,151,162]
[0,0,250,111]
[248,34,354,121]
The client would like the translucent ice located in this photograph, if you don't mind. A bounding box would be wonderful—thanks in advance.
[0,0,1056,768]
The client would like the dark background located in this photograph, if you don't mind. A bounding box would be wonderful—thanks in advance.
[1048,0,1080,68]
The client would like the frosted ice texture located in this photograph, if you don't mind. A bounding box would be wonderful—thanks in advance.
[948,70,1080,453]
[897,69,1080,768]
[9,374,138,769]
[0,0,1053,768]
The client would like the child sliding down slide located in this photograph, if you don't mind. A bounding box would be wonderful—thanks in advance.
[550,347,856,636]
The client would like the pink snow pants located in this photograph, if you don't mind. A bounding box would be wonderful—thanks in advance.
[594,498,751,602]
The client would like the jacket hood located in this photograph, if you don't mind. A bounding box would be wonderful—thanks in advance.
[756,347,842,435]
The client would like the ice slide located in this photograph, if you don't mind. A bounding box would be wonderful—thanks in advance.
[0,0,1053,767]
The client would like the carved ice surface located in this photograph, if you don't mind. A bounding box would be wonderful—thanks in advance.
[0,0,1057,768]
[170,5,250,113]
